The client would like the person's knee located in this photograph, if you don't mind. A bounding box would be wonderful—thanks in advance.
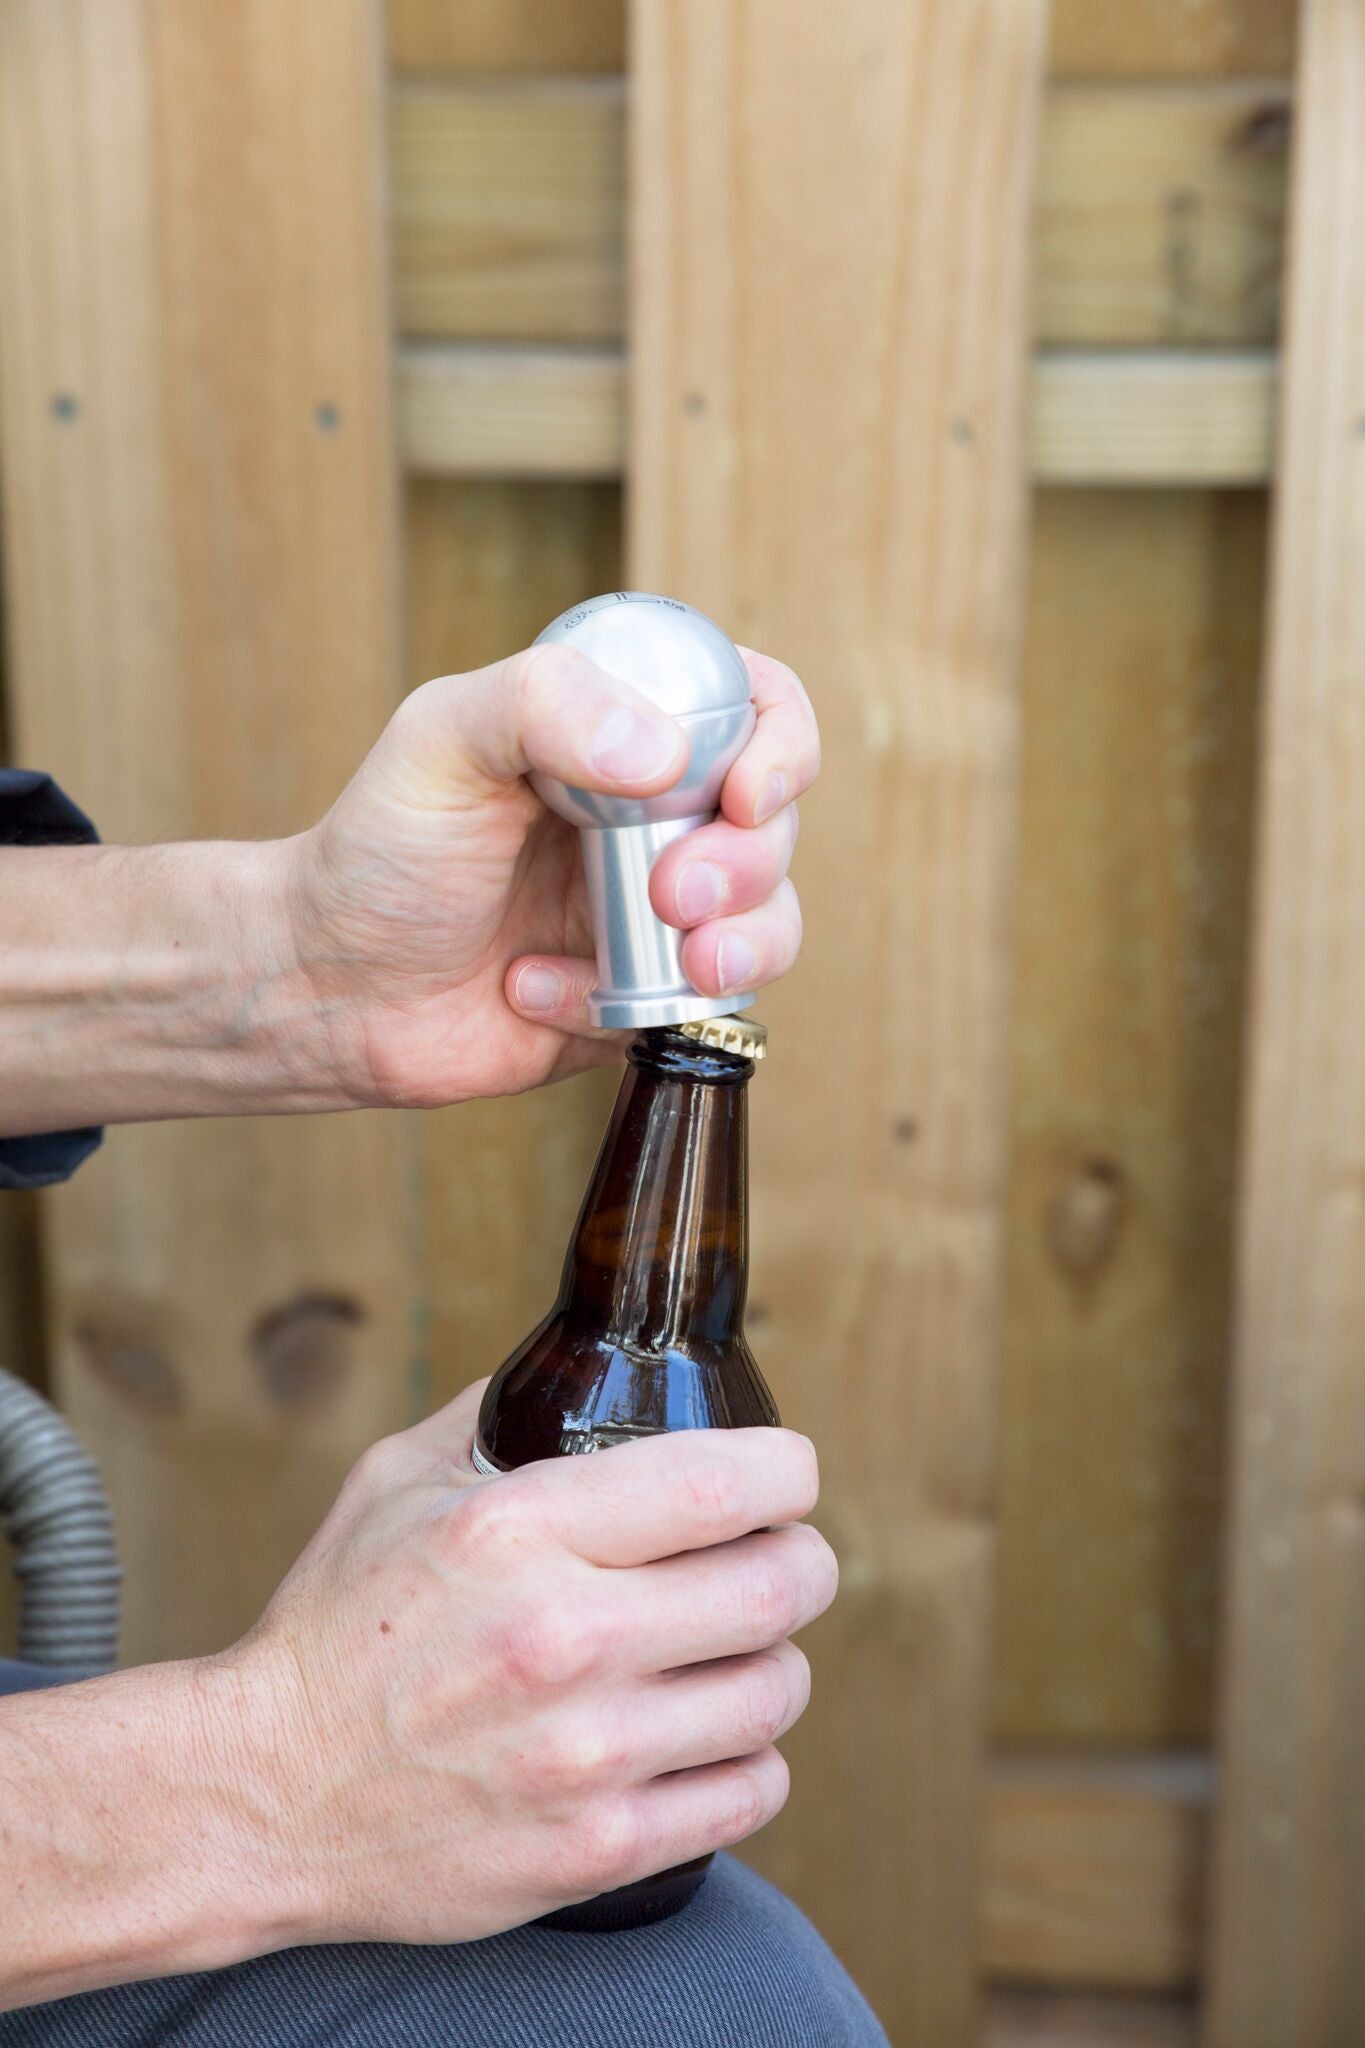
[0,1860,887,2048]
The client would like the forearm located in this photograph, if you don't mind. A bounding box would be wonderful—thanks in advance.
[0,1657,307,2009]
[0,839,355,1132]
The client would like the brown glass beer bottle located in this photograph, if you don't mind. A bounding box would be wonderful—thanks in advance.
[473,1013,778,1932]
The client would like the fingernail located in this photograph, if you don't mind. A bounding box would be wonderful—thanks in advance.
[590,705,681,784]
[514,964,563,1013]
[754,770,788,824]
[676,860,726,923]
[715,934,757,993]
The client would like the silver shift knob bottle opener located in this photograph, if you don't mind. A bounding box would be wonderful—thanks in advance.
[530,591,756,1030]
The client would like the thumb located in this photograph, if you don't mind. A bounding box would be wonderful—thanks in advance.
[390,644,689,802]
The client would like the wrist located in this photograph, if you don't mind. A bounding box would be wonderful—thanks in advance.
[0,1657,315,2009]
[186,1647,327,1958]
[0,836,362,1131]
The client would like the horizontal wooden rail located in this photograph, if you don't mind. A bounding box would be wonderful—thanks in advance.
[986,1992,1197,2047]
[982,1754,1211,1992]
[1031,350,1277,483]
[396,341,1277,486]
[391,77,1290,350]
[398,341,623,476]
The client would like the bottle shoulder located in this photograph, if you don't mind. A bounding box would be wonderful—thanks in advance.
[479,1309,778,1468]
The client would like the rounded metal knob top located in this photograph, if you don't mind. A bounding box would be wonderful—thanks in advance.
[529,592,755,831]
[535,590,751,718]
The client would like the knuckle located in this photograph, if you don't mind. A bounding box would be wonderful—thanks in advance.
[786,1643,814,1717]
[513,641,584,720]
[787,1520,839,1616]
[736,1653,796,1751]
[802,1531,843,1622]
[786,1432,821,1516]
[761,1749,793,1821]
[497,1597,603,1694]
[716,1758,784,1847]
[742,1554,802,1643]
[348,1433,408,1496]
[677,1441,750,1532]
[570,1797,646,1893]
[814,1531,840,1612]
[533,1715,621,1801]
[779,878,804,951]
[449,1482,528,1564]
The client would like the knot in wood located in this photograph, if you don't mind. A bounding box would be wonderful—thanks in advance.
[1047,1157,1126,1280]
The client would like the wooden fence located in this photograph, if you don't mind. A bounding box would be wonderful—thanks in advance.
[1,3,1360,2045]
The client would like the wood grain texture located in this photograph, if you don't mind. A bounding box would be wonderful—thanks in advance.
[986,1992,1197,2048]
[1050,0,1295,79]
[391,79,1288,350]
[0,0,412,1663]
[995,490,1264,1751]
[393,80,624,341]
[629,2,1046,2037]
[404,478,623,682]
[399,343,1279,485]
[387,0,624,75]
[1039,83,1288,346]
[399,343,625,476]
[983,1755,1210,1991]
[1208,3,1365,2040]
[1030,350,1276,483]
[403,474,621,1417]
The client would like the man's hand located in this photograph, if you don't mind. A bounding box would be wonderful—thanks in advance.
[235,1384,835,1942]
[0,1390,836,2006]
[288,642,817,1106]
[0,640,816,1134]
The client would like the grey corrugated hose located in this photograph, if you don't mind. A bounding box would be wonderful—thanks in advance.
[0,1366,120,1672]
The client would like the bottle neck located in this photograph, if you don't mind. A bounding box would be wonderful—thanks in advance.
[559,1028,751,1353]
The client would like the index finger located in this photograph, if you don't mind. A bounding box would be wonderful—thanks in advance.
[512,1427,820,1567]
[720,651,820,829]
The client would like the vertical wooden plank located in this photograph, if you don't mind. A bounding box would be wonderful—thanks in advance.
[404,476,621,1410]
[1207,4,1365,2041]
[630,3,1047,2039]
[995,491,1264,1751]
[0,0,412,1663]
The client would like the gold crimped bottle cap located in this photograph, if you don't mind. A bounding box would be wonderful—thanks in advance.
[676,1014,768,1060]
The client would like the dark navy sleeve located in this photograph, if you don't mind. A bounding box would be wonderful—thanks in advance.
[0,771,104,1189]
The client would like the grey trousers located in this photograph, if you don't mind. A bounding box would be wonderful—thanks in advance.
[0,1663,888,2048]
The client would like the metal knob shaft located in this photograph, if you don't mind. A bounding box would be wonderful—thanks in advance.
[530,592,756,1030]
